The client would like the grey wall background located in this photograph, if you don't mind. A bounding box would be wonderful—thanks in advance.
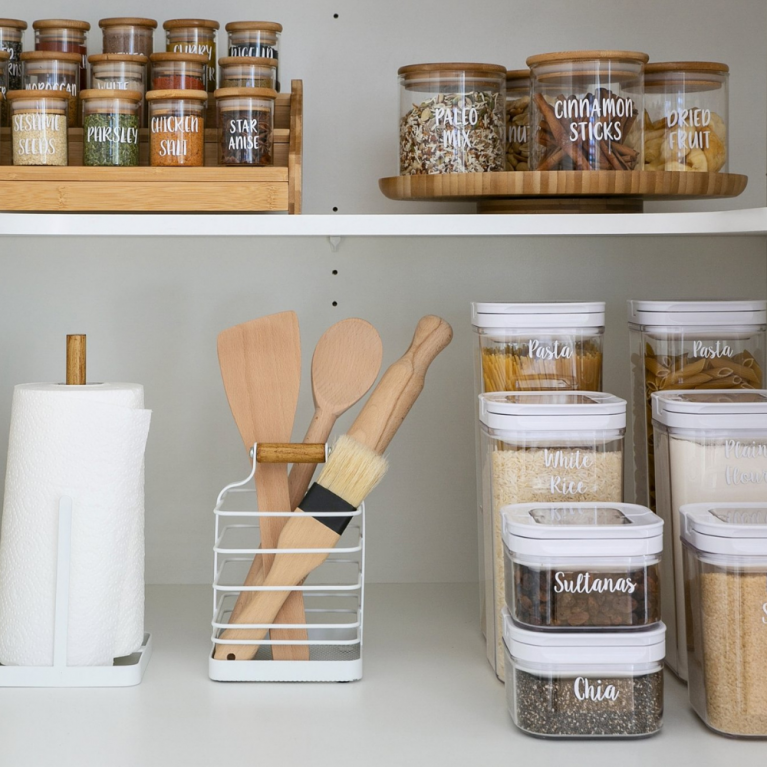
[1,1,765,584]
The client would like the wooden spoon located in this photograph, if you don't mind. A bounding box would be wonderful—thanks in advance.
[288,318,383,509]
[217,311,305,660]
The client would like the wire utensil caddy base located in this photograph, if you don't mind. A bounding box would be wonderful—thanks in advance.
[210,443,365,682]
[0,497,152,687]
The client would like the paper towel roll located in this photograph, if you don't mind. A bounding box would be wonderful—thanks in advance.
[0,383,151,666]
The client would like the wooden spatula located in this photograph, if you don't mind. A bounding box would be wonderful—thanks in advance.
[217,311,305,660]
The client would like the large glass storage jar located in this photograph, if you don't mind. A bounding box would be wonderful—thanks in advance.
[147,89,206,167]
[21,51,81,127]
[81,89,141,167]
[150,52,208,91]
[504,611,665,738]
[7,90,68,166]
[216,87,276,166]
[99,18,156,57]
[218,57,277,90]
[644,62,728,173]
[33,19,89,93]
[503,502,662,630]
[527,50,648,171]
[398,62,506,175]
[628,300,766,512]
[89,54,147,127]
[479,391,626,680]
[653,390,767,681]
[0,19,27,91]
[505,69,530,171]
[681,503,767,738]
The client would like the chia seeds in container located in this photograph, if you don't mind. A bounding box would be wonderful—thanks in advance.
[503,502,662,629]
[99,18,157,57]
[216,87,276,166]
[0,19,27,92]
[8,89,68,166]
[504,611,666,738]
[81,88,141,167]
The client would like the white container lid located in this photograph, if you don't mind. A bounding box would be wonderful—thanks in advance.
[652,390,767,430]
[628,299,766,328]
[472,301,605,329]
[479,391,626,432]
[502,502,663,558]
[681,502,767,556]
[503,609,666,665]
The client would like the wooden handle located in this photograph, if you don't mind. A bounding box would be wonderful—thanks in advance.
[256,443,326,464]
[347,316,452,454]
[288,407,335,510]
[66,335,86,385]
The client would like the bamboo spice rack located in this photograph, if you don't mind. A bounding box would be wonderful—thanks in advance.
[0,80,303,214]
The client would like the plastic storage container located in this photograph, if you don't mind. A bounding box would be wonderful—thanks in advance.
[503,502,662,630]
[653,390,767,680]
[216,87,276,166]
[150,52,208,91]
[527,50,648,171]
[681,503,767,738]
[81,89,141,167]
[398,62,506,175]
[479,391,626,679]
[89,54,147,126]
[99,18,156,57]
[225,21,281,90]
[628,300,767,511]
[0,19,27,91]
[218,57,277,90]
[7,90,68,166]
[504,610,665,738]
[147,89,206,167]
[505,69,530,171]
[33,19,89,93]
[21,51,81,127]
[644,62,729,173]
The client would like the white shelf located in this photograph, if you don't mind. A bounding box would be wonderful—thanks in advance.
[0,583,763,766]
[0,208,766,237]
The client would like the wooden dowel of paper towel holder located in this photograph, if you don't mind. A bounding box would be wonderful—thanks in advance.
[253,443,327,464]
[66,335,86,385]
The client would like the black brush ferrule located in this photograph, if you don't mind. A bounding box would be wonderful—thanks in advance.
[299,483,357,535]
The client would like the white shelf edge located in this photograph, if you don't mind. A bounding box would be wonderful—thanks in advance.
[0,208,766,237]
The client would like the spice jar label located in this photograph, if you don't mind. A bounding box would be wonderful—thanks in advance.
[169,42,215,87]
[150,113,204,166]
[645,107,726,173]
[12,111,67,165]
[84,113,139,166]
[229,43,277,59]
[1,42,22,90]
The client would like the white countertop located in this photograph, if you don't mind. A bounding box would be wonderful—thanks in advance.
[0,582,764,766]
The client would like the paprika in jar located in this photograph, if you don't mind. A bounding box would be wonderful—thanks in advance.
[150,52,208,92]
[147,88,206,167]
[33,19,90,93]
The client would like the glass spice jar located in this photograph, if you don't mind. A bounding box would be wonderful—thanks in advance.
[149,52,208,91]
[218,57,277,90]
[81,88,141,167]
[99,18,157,57]
[225,22,282,90]
[527,50,648,171]
[0,19,27,91]
[21,51,81,127]
[147,89,206,167]
[215,87,276,166]
[7,89,68,166]
[164,19,218,92]
[0,51,9,126]
[644,62,729,173]
[33,19,90,93]
[89,54,148,127]
[505,69,530,171]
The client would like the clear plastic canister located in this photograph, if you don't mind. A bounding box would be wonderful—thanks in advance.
[527,50,648,171]
[225,21,281,90]
[7,89,68,166]
[21,50,81,127]
[81,88,141,167]
[505,69,530,171]
[644,62,729,173]
[218,57,277,90]
[33,19,89,93]
[99,17,157,57]
[215,87,276,166]
[89,54,147,126]
[479,392,626,679]
[147,89,207,167]
[0,18,27,91]
[398,62,506,175]
[150,52,208,91]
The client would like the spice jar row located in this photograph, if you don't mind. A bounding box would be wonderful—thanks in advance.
[399,53,729,176]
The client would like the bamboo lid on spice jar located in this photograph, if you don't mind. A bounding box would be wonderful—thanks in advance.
[6,88,70,106]
[214,87,278,100]
[99,17,158,29]
[89,53,149,65]
[646,61,729,75]
[398,62,507,79]
[0,18,28,29]
[225,21,283,33]
[0,51,9,61]
[146,89,209,101]
[645,61,729,92]
[81,88,143,115]
[21,51,83,64]
[150,52,210,65]
[218,56,278,69]
[506,69,530,81]
[81,88,143,102]
[163,19,221,30]
[32,19,91,31]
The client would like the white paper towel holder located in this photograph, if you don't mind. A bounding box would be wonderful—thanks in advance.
[0,496,153,687]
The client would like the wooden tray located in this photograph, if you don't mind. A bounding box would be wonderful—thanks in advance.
[379,170,748,213]
[0,80,303,213]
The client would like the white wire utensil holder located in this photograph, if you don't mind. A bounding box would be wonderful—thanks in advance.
[0,497,152,687]
[210,442,365,682]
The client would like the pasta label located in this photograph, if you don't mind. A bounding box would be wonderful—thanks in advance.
[528,339,572,360]
[693,340,734,359]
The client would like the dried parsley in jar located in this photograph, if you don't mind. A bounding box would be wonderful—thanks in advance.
[81,89,141,167]
[215,87,276,166]
[147,88,207,167]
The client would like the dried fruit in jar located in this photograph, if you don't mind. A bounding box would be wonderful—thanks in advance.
[643,109,727,172]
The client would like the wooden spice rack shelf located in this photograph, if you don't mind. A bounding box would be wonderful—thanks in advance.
[379,170,748,214]
[0,80,303,214]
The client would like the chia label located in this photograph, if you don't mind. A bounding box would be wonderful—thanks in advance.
[574,677,619,702]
